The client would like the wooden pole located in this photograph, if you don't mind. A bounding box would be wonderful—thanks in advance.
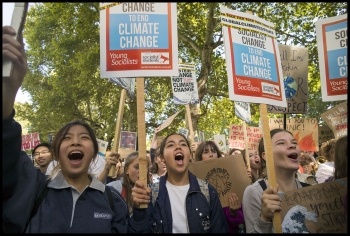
[136,77,148,208]
[185,104,195,161]
[108,89,126,177]
[260,103,282,233]
[242,121,252,183]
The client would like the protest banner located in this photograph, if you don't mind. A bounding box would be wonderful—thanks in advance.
[315,14,347,102]
[157,110,181,133]
[96,138,109,158]
[100,3,179,78]
[268,44,308,113]
[269,118,319,151]
[213,134,227,154]
[228,124,263,151]
[109,77,136,98]
[221,8,286,230]
[188,154,251,207]
[321,100,347,131]
[234,101,251,123]
[220,7,286,108]
[318,125,335,145]
[280,178,347,233]
[171,64,199,104]
[330,114,347,139]
[21,132,41,151]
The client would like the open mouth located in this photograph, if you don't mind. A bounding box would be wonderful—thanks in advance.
[68,151,84,161]
[175,153,184,165]
[287,153,298,160]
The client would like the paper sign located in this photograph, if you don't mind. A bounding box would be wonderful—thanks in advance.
[213,134,227,154]
[100,2,179,78]
[171,64,199,104]
[109,77,136,98]
[234,101,251,123]
[315,14,347,102]
[318,125,335,144]
[188,154,251,207]
[157,111,181,132]
[220,6,286,107]
[321,101,347,131]
[120,131,137,150]
[21,132,40,151]
[268,44,309,113]
[97,138,109,158]
[269,118,319,151]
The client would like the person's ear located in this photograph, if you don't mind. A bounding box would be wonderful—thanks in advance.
[261,152,266,161]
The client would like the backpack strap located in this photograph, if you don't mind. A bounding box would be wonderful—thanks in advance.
[25,177,50,232]
[300,181,310,187]
[259,179,310,190]
[258,179,267,191]
[105,186,115,210]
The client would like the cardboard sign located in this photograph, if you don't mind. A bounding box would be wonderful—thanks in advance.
[157,111,181,132]
[318,125,335,144]
[268,44,309,114]
[188,154,251,207]
[269,118,319,151]
[21,132,40,151]
[321,101,347,130]
[280,178,347,233]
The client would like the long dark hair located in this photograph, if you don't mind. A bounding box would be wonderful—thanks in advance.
[51,120,98,162]
[195,140,222,162]
[159,133,191,158]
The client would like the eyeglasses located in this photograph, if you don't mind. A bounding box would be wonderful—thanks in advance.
[33,150,50,157]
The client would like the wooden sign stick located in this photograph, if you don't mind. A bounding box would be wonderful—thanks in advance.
[3,3,29,77]
[185,104,195,161]
[136,77,148,208]
[260,103,282,233]
[242,121,252,183]
[108,88,126,177]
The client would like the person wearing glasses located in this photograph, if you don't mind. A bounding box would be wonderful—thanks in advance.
[32,143,52,174]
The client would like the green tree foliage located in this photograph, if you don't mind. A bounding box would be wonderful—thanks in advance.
[16,2,347,148]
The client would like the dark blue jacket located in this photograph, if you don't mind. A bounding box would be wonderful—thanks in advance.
[2,111,129,233]
[129,171,228,233]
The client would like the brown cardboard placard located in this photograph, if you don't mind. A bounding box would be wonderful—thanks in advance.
[280,178,347,233]
[188,154,251,207]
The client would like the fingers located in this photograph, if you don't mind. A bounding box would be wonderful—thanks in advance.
[261,186,282,221]
[132,180,151,206]
[3,28,25,65]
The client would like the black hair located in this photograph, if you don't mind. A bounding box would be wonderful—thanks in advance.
[32,143,51,156]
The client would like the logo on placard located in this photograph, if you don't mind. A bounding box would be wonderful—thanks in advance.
[204,168,231,198]
[141,53,170,64]
[261,82,280,96]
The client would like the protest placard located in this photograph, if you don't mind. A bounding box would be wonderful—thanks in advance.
[269,118,319,151]
[280,178,347,233]
[268,44,308,113]
[315,14,347,102]
[100,3,179,78]
[188,154,251,207]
